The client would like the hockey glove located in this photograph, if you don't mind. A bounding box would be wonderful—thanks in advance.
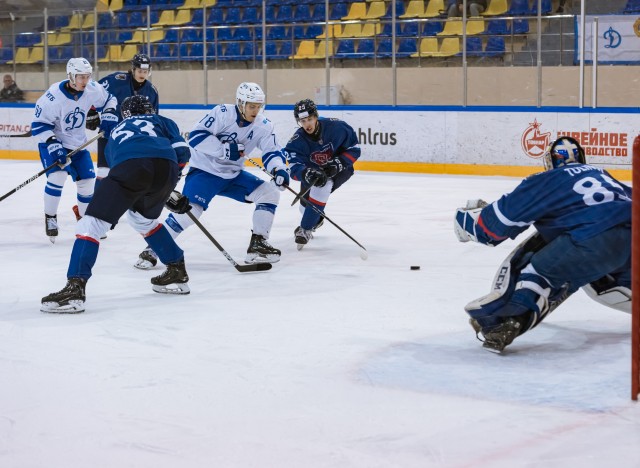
[86,107,100,131]
[99,108,119,136]
[271,167,290,191]
[165,190,191,214]
[46,138,69,167]
[323,158,345,178]
[223,142,245,161]
[303,167,328,188]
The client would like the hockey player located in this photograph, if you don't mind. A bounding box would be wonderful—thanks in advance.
[92,53,159,188]
[454,136,632,353]
[134,82,289,269]
[284,99,360,249]
[32,57,118,243]
[41,95,192,314]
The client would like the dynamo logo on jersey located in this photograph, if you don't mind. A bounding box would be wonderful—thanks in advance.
[217,132,239,143]
[64,107,86,131]
[310,143,335,166]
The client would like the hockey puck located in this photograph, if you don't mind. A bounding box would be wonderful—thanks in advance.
[410,266,420,271]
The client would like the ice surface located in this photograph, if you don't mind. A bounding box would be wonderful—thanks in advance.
[0,161,638,467]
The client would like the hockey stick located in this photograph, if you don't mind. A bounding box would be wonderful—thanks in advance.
[246,157,368,260]
[0,130,32,138]
[290,178,315,206]
[186,210,272,272]
[0,132,103,203]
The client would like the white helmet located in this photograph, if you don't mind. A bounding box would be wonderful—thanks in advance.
[67,57,93,85]
[236,82,265,117]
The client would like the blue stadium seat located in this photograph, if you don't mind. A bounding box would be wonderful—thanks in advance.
[242,42,256,60]
[97,13,113,29]
[400,22,419,37]
[382,1,405,18]
[118,31,134,43]
[225,8,242,24]
[257,41,278,60]
[187,9,204,26]
[294,5,311,22]
[377,37,394,57]
[330,3,348,20]
[485,19,508,35]
[380,22,402,37]
[48,15,69,29]
[264,6,277,22]
[243,7,259,24]
[335,39,356,59]
[222,42,241,60]
[530,0,552,14]
[51,46,73,63]
[624,0,640,13]
[189,42,204,59]
[177,43,190,60]
[305,24,323,39]
[311,4,326,21]
[0,48,12,63]
[357,39,375,58]
[82,32,96,44]
[181,29,201,43]
[217,27,234,41]
[15,34,39,47]
[114,12,129,29]
[123,0,140,10]
[484,36,505,56]
[508,0,530,15]
[423,21,444,36]
[267,26,290,40]
[128,12,146,28]
[235,27,253,41]
[164,29,179,43]
[397,37,417,57]
[277,41,293,59]
[207,8,224,25]
[462,37,483,56]
[512,19,529,34]
[82,45,106,61]
[276,5,293,22]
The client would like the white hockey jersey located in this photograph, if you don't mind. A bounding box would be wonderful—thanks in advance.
[32,80,117,149]
[187,104,286,179]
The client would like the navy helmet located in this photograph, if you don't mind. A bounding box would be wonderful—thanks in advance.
[121,95,155,118]
[293,99,318,122]
[543,136,586,171]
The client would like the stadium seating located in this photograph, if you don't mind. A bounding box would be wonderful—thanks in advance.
[623,0,640,13]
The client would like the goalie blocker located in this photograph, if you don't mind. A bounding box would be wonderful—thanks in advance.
[465,232,631,353]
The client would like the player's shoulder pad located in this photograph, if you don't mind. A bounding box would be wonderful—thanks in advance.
[287,132,300,144]
[115,73,128,80]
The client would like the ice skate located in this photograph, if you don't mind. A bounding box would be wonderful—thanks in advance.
[470,317,521,354]
[45,214,58,244]
[41,277,86,313]
[245,233,281,264]
[134,247,158,270]
[151,259,190,295]
[294,226,313,251]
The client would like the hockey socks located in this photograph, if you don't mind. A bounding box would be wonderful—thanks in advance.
[67,236,100,280]
[145,224,184,265]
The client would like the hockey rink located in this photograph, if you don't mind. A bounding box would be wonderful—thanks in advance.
[0,160,638,467]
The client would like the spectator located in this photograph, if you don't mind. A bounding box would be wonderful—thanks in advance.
[0,74,24,102]
[447,0,487,17]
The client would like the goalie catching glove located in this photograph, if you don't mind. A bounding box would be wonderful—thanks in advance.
[165,190,191,214]
[453,199,497,245]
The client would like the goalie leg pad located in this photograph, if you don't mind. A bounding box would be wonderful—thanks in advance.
[582,275,631,313]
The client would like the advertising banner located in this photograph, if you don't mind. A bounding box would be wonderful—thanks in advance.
[576,14,640,64]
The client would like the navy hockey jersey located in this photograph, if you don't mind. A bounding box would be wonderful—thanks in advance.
[285,117,360,180]
[478,164,632,244]
[98,72,159,117]
[106,114,190,169]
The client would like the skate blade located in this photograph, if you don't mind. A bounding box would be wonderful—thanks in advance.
[48,236,57,244]
[296,243,305,251]
[152,283,190,295]
[40,300,85,314]
[482,343,505,354]
[134,259,156,270]
[244,254,281,264]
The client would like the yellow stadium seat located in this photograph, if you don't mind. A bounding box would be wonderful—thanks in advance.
[26,47,44,64]
[411,37,438,57]
[82,13,96,29]
[35,32,57,46]
[400,0,426,18]
[96,0,109,12]
[316,24,342,39]
[310,40,334,59]
[115,44,139,62]
[433,37,460,56]
[466,18,485,34]
[126,30,145,43]
[153,10,175,26]
[482,0,508,16]
[99,45,121,62]
[437,18,463,36]
[342,2,367,20]
[202,0,216,6]
[62,13,83,30]
[178,0,201,9]
[55,33,72,45]
[364,1,386,19]
[291,40,316,59]
[109,0,123,12]
[173,9,191,25]
[424,0,445,18]
[7,47,31,64]
[339,23,362,38]
[359,22,381,37]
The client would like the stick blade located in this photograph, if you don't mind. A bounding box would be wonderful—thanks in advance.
[235,263,273,273]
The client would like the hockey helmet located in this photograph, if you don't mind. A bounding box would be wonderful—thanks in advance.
[66,57,93,85]
[132,53,151,71]
[293,99,318,122]
[121,95,155,119]
[236,82,265,117]
[543,136,586,171]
